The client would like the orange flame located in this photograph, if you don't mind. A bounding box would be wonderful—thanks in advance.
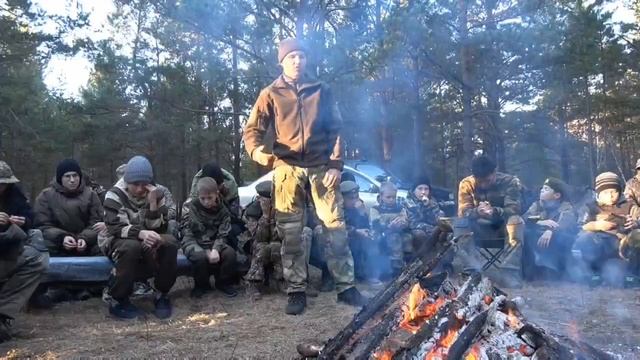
[425,328,460,360]
[399,284,446,334]
[373,349,393,360]
[464,344,481,360]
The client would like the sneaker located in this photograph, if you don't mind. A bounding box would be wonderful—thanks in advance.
[102,287,113,304]
[190,286,210,299]
[109,299,142,320]
[589,275,603,288]
[285,292,306,315]
[217,284,238,298]
[337,287,369,307]
[154,295,172,319]
[29,293,54,310]
[624,275,640,288]
[132,281,154,299]
[74,289,92,301]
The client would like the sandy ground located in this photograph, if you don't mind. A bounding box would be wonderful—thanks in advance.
[1,275,639,359]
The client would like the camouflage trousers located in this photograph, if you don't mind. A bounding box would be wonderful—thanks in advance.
[273,164,355,294]
[245,228,313,283]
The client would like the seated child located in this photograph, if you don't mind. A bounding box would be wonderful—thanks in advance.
[572,172,640,285]
[340,181,381,284]
[370,182,411,276]
[180,177,237,298]
[522,178,577,280]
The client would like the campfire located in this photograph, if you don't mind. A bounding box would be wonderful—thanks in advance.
[301,239,615,360]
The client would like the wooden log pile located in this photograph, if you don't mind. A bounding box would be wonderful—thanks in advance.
[299,235,616,360]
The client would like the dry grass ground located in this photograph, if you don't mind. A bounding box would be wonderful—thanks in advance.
[1,276,639,359]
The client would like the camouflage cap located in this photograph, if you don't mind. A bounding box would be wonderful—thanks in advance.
[340,180,359,195]
[0,161,19,184]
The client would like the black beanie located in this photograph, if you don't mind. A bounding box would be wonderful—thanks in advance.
[56,159,82,185]
[201,162,225,185]
[543,177,569,199]
[412,174,431,191]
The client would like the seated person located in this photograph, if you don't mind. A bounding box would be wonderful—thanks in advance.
[34,159,105,257]
[188,162,240,216]
[340,181,381,284]
[404,176,446,251]
[572,172,640,285]
[116,163,177,235]
[457,155,524,251]
[100,156,178,320]
[522,178,577,280]
[370,182,411,276]
[180,177,237,298]
[244,181,282,298]
[0,161,48,342]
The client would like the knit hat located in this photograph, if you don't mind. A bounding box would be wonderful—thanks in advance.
[123,156,153,184]
[412,174,431,191]
[256,181,273,198]
[543,177,568,198]
[0,161,19,184]
[594,172,621,193]
[340,181,359,195]
[196,177,218,194]
[201,162,225,185]
[56,159,82,185]
[278,38,305,63]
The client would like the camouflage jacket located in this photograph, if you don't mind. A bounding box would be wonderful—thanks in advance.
[370,202,408,235]
[242,199,280,245]
[188,168,239,215]
[624,175,640,209]
[100,179,170,252]
[457,172,522,219]
[344,202,370,236]
[403,193,444,232]
[578,198,639,236]
[180,199,232,252]
[523,200,577,233]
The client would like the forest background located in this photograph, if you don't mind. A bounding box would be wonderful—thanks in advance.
[2,0,640,202]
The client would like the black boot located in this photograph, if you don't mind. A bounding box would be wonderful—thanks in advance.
[285,292,307,315]
[337,287,369,307]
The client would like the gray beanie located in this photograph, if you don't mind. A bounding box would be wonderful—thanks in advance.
[124,156,153,184]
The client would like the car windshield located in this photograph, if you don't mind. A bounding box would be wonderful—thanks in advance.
[355,164,407,188]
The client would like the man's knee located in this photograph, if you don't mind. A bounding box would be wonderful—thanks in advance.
[277,220,305,256]
[220,246,237,264]
[112,239,143,263]
[22,246,48,274]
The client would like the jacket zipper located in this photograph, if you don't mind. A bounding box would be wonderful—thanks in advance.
[298,90,305,162]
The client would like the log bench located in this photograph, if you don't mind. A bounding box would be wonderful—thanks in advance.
[43,255,192,284]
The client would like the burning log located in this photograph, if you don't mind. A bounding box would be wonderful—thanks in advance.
[318,238,453,360]
[447,310,488,360]
[303,233,616,360]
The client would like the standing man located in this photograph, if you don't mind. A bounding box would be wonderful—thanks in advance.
[243,38,368,315]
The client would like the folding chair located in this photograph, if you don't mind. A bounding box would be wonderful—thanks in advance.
[453,217,516,271]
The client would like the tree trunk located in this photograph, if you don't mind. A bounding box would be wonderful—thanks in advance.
[459,0,474,171]
[231,33,242,183]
